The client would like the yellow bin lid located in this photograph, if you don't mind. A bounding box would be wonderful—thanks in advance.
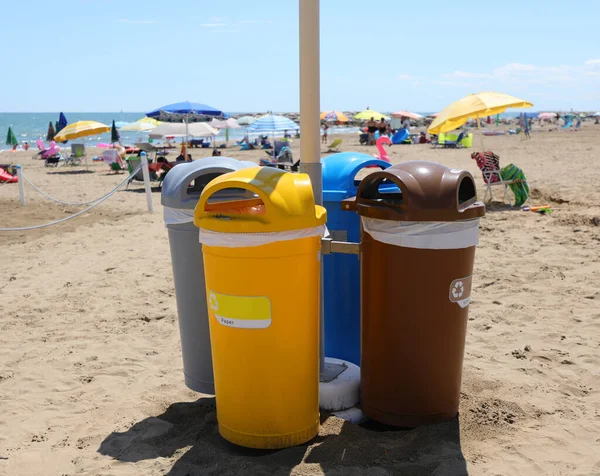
[194,167,327,233]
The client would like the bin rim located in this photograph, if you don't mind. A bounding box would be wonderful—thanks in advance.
[199,224,327,248]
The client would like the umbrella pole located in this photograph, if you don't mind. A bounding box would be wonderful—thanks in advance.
[477,116,485,151]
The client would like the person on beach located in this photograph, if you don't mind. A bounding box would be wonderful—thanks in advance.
[378,118,388,136]
[402,116,411,133]
[366,117,377,145]
[23,142,30,151]
[321,123,329,144]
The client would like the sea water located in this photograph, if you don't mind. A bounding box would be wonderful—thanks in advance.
[0,112,363,150]
[0,111,526,150]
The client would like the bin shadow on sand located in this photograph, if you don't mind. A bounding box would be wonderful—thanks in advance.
[98,397,468,475]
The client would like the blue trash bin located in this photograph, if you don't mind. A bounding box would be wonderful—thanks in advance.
[322,152,393,366]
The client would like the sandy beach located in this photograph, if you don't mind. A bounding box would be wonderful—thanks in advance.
[1,126,599,475]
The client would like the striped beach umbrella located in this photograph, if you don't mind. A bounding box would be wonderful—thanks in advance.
[320,111,349,122]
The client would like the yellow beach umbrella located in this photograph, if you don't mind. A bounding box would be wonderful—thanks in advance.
[427,92,533,134]
[320,111,349,122]
[54,120,110,142]
[120,117,161,132]
[354,109,388,121]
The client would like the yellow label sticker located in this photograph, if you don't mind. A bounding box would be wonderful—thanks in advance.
[208,291,272,329]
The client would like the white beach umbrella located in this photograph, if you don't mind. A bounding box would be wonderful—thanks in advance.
[149,122,218,139]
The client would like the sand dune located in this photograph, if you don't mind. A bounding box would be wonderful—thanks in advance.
[1,127,599,475]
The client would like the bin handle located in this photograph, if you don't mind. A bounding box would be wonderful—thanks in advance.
[197,177,275,223]
[347,162,388,191]
[356,171,408,212]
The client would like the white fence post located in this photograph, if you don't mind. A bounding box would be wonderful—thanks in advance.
[139,152,153,213]
[15,165,25,207]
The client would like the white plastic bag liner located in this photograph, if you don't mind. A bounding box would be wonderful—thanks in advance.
[199,225,327,248]
[361,217,480,250]
[163,207,195,225]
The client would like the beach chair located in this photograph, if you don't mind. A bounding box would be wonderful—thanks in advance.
[471,151,531,207]
[326,138,342,153]
[125,156,160,190]
[66,143,86,166]
[432,133,446,148]
[265,141,288,159]
[443,132,465,148]
[102,149,124,173]
[260,146,299,172]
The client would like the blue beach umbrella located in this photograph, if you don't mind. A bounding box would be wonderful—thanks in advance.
[146,101,225,121]
[57,112,68,133]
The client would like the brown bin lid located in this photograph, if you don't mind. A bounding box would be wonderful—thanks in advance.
[352,161,485,221]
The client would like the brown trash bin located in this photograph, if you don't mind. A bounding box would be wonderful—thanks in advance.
[350,161,485,427]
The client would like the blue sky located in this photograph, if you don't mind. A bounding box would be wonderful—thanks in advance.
[1,0,599,112]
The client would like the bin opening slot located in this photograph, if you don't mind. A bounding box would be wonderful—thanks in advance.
[457,176,476,207]
[188,172,232,197]
[359,177,403,205]
[204,194,266,219]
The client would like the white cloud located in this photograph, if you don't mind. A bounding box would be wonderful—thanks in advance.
[442,70,492,79]
[200,23,227,28]
[493,63,575,81]
[117,19,157,24]
[397,74,414,80]
[584,59,600,65]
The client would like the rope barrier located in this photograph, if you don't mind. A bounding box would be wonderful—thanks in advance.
[21,173,119,206]
[0,165,142,232]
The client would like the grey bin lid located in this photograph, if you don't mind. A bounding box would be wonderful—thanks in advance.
[161,157,257,210]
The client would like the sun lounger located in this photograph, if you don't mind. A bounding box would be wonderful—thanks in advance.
[443,132,465,148]
[326,139,342,153]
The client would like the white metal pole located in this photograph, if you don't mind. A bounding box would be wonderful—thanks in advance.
[15,165,25,206]
[139,152,153,213]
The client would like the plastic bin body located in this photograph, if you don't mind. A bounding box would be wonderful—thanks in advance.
[353,161,485,427]
[321,152,392,365]
[194,167,327,449]
[161,158,255,393]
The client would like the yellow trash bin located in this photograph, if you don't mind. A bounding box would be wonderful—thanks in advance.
[194,167,327,449]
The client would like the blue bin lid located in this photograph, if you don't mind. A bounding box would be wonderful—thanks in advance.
[322,152,393,202]
[161,157,256,209]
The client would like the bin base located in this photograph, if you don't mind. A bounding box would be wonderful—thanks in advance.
[332,406,367,424]
[319,357,360,411]
[184,374,215,395]
[218,420,319,449]
[362,404,458,428]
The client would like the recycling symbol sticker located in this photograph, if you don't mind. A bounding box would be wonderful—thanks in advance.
[209,292,219,312]
[449,276,472,308]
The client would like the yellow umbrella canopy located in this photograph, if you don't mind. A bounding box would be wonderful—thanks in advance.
[120,117,161,132]
[354,110,388,121]
[427,92,533,134]
[54,120,111,142]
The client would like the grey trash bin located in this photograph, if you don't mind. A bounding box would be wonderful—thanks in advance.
[161,157,256,393]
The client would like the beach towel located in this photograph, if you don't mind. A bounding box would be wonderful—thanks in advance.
[471,151,501,183]
[500,163,529,207]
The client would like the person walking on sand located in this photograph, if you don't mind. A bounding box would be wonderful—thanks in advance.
[321,123,329,144]
[366,117,377,145]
